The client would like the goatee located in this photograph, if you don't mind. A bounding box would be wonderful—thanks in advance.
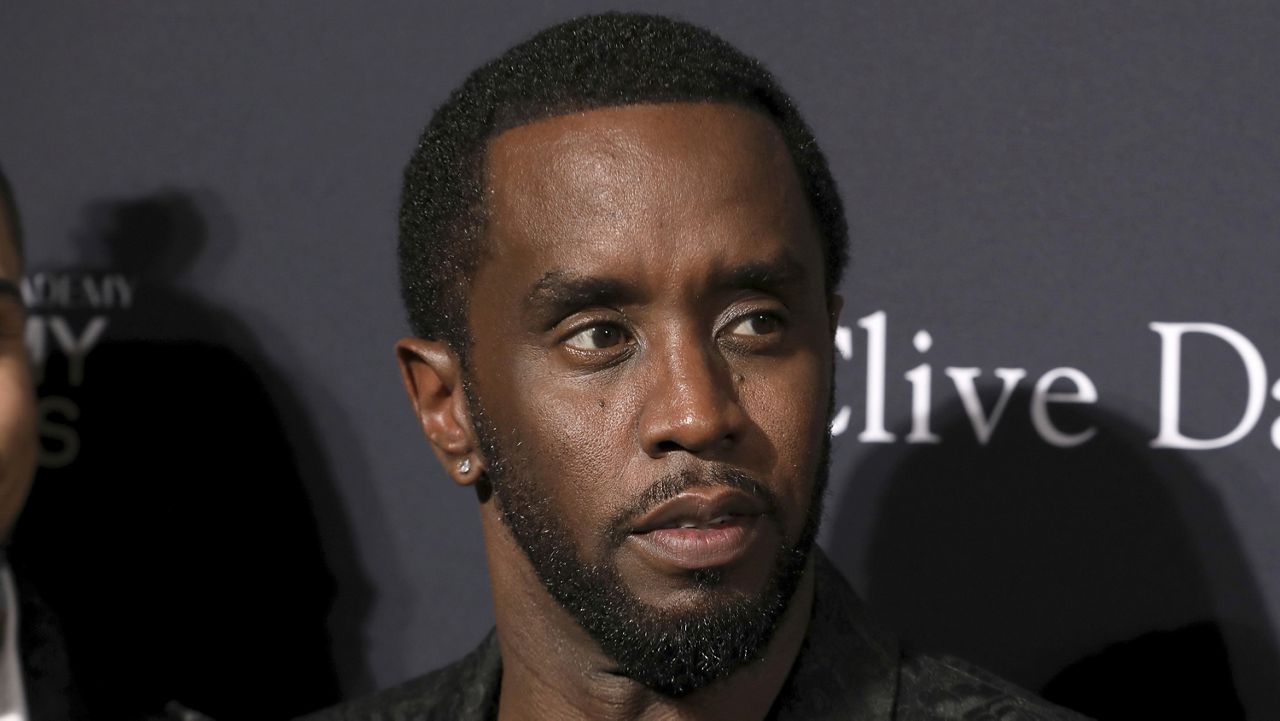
[467,383,829,696]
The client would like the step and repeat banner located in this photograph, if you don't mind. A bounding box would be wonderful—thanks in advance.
[3,2,1277,718]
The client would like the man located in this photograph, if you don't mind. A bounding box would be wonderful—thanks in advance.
[312,13,1086,720]
[1,167,225,721]
[0,166,38,721]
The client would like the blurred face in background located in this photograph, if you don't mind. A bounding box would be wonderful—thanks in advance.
[0,200,35,541]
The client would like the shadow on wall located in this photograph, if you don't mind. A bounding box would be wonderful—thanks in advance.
[828,390,1276,719]
[10,191,370,719]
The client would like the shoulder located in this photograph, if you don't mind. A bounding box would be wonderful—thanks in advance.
[299,632,501,721]
[895,652,1092,721]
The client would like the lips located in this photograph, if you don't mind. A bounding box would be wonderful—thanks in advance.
[626,488,769,571]
[629,489,766,534]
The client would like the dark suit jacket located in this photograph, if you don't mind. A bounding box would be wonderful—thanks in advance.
[11,567,216,721]
[307,553,1089,720]
[14,567,85,721]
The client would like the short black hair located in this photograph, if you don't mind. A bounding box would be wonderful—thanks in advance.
[399,12,849,357]
[0,163,22,262]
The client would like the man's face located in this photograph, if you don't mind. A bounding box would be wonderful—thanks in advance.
[0,204,35,541]
[464,102,836,693]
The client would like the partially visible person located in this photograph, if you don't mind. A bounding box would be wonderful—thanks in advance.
[0,165,217,721]
[0,166,35,546]
[0,163,39,721]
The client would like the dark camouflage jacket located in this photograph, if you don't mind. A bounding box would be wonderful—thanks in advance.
[307,554,1088,720]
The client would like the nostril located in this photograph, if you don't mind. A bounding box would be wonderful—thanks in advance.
[655,440,683,455]
[650,430,736,457]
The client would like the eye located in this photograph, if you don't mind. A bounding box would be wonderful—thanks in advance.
[564,323,629,351]
[728,312,783,337]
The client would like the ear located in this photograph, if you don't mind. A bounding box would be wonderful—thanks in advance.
[827,294,844,336]
[396,337,482,487]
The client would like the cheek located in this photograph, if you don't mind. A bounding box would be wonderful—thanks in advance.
[485,361,634,552]
[525,387,632,515]
[739,352,830,522]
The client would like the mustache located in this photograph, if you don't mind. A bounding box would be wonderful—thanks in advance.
[605,466,780,546]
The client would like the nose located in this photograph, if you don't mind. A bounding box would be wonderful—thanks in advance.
[638,340,746,458]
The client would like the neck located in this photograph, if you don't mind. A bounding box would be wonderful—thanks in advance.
[480,507,816,721]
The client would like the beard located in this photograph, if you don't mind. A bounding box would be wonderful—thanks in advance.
[465,382,830,697]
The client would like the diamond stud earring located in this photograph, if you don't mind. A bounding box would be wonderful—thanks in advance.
[458,458,472,475]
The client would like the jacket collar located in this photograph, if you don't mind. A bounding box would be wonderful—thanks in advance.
[768,550,900,719]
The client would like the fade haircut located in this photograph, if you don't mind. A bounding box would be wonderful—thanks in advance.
[399,12,849,360]
[0,164,22,262]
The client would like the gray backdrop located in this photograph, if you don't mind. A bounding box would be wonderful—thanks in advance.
[4,1,1278,717]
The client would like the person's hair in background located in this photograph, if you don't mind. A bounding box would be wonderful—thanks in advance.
[397,12,849,361]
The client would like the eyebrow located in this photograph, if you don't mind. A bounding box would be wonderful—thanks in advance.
[525,271,642,325]
[704,256,808,294]
[524,253,810,325]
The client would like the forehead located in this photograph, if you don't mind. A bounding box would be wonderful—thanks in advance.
[479,102,819,281]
